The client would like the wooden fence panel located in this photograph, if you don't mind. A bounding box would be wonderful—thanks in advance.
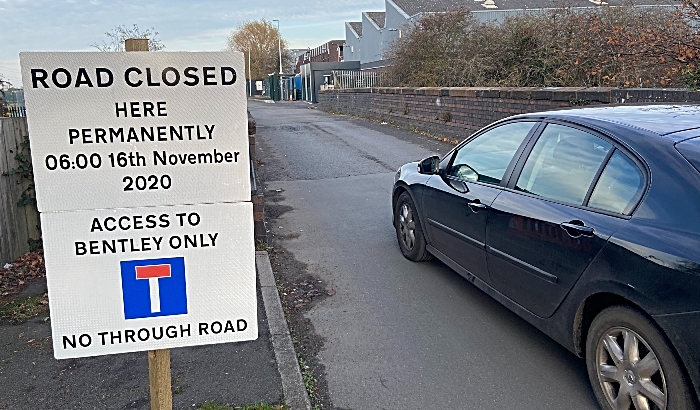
[0,119,11,264]
[0,117,38,265]
[14,118,39,246]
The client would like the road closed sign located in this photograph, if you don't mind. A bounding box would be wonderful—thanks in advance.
[20,52,250,212]
[20,52,257,359]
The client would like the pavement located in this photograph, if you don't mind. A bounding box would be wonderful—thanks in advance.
[0,251,310,410]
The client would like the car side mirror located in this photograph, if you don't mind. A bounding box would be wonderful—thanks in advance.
[418,156,440,175]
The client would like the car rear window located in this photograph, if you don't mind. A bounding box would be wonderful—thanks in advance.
[588,151,645,214]
[676,137,700,173]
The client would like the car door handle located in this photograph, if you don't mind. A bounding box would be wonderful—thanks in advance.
[468,200,488,213]
[560,222,595,237]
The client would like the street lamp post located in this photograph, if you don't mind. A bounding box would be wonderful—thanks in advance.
[247,46,252,97]
[272,19,282,74]
[304,49,310,102]
[272,19,283,100]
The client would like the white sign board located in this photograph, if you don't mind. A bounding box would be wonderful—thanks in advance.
[20,52,250,212]
[42,202,256,359]
[20,52,257,359]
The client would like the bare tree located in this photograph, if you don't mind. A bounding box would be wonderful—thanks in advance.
[0,73,9,117]
[227,20,292,79]
[91,24,165,52]
[0,73,10,91]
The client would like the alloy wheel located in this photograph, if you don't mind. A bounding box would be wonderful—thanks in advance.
[595,327,667,410]
[398,203,416,251]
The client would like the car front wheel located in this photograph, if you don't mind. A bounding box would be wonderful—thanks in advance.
[586,306,696,410]
[394,192,431,262]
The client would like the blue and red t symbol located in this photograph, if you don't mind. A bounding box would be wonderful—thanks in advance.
[120,257,188,319]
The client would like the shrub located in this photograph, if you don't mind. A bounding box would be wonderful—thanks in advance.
[388,4,700,89]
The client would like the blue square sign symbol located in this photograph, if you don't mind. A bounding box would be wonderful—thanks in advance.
[120,257,188,320]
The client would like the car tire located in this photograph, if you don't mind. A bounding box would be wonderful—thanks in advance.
[585,306,696,410]
[394,192,432,262]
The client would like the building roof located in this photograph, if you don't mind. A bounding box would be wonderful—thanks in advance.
[391,0,467,15]
[289,48,308,58]
[365,12,386,28]
[348,22,363,36]
[390,0,678,17]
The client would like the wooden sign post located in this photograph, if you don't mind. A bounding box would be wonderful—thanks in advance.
[125,37,173,410]
[125,38,149,52]
[148,349,172,410]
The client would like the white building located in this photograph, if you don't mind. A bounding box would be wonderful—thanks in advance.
[345,0,679,70]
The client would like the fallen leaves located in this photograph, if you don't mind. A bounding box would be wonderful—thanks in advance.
[0,250,46,299]
[276,279,325,314]
[0,251,48,323]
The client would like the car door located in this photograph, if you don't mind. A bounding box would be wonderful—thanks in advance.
[486,122,646,318]
[423,121,539,282]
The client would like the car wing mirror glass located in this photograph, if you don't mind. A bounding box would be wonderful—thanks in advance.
[418,155,440,175]
[452,164,479,182]
[448,178,469,193]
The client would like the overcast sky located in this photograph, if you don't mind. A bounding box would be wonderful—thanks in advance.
[0,0,383,87]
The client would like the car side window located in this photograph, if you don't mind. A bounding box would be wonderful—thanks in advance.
[588,151,644,214]
[447,122,535,186]
[515,124,611,205]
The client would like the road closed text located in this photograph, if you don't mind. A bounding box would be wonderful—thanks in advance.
[30,66,237,89]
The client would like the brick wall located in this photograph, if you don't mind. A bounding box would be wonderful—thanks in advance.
[318,87,700,141]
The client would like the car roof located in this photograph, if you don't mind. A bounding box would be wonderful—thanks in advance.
[515,104,700,140]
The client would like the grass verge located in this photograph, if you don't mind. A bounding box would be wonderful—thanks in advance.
[198,402,286,410]
[298,356,319,405]
[0,292,49,324]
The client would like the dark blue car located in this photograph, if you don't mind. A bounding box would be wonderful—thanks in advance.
[392,105,700,410]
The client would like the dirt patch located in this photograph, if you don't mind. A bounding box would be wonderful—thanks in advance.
[0,250,49,325]
[275,232,301,241]
[268,247,330,409]
[262,191,335,409]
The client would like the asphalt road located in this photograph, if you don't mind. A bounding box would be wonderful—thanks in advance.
[0,279,282,409]
[251,100,600,410]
